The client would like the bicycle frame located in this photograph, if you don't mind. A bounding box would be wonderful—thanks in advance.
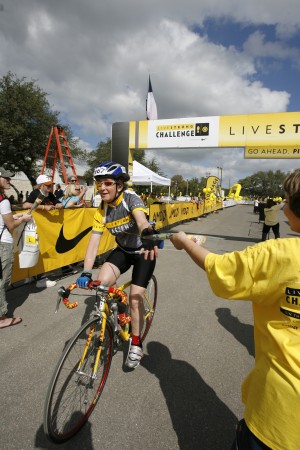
[44,275,157,443]
[54,278,155,383]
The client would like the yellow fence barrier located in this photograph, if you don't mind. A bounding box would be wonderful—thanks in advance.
[12,200,222,282]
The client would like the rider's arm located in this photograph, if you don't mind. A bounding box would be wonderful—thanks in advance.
[83,232,101,271]
[132,209,158,259]
[132,209,150,233]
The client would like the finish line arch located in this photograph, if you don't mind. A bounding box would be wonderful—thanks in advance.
[111,111,300,179]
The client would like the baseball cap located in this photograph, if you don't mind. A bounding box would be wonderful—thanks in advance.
[36,174,54,185]
[0,167,15,177]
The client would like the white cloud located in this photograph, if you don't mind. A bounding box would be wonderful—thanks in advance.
[1,0,299,185]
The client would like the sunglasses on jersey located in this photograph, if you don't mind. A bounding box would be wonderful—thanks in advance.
[96,180,116,187]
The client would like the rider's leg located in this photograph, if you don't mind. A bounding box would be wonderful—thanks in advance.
[129,283,146,338]
[125,283,145,369]
[96,261,120,286]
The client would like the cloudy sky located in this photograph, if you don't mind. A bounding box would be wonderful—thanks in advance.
[1,0,300,188]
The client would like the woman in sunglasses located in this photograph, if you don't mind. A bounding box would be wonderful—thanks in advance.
[76,161,159,369]
[61,184,87,208]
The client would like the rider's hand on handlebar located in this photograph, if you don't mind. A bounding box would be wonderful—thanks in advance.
[141,226,159,260]
[76,271,93,288]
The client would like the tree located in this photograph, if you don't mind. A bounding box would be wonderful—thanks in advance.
[83,138,112,184]
[0,72,64,185]
[238,170,287,198]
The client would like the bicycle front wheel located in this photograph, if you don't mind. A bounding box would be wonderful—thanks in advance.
[44,316,113,443]
[140,274,158,342]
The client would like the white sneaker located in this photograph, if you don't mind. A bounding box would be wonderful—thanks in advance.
[36,278,57,288]
[125,338,143,369]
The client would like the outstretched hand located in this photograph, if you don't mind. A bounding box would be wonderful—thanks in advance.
[170,231,188,250]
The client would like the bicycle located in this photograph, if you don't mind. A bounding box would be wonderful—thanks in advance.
[43,274,157,443]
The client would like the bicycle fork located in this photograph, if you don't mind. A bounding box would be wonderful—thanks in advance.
[76,314,108,382]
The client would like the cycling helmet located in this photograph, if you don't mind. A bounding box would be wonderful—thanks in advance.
[93,161,130,182]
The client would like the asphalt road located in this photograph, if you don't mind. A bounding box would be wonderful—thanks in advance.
[1,204,295,450]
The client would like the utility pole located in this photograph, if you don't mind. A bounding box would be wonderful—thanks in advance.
[217,166,223,188]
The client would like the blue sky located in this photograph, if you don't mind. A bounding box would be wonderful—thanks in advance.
[1,0,300,188]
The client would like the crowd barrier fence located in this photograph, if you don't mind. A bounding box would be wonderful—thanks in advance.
[12,200,223,283]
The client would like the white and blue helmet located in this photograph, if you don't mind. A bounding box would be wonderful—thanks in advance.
[93,161,130,182]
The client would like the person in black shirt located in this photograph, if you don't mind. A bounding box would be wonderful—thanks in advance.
[54,183,64,201]
[23,175,63,211]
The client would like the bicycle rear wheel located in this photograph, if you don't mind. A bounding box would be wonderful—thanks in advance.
[44,316,113,443]
[140,274,157,342]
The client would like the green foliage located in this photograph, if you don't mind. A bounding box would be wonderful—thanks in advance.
[82,137,112,183]
[238,170,287,198]
[171,175,206,196]
[0,72,61,185]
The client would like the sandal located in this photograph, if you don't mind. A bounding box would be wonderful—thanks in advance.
[0,315,22,329]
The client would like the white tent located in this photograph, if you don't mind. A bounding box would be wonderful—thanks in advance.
[132,160,171,193]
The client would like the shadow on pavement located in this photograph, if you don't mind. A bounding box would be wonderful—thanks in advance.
[215,308,255,357]
[142,341,237,450]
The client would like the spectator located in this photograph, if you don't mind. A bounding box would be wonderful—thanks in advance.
[23,175,63,212]
[253,198,259,214]
[62,184,87,208]
[17,190,24,204]
[23,174,63,288]
[146,192,157,207]
[25,191,30,201]
[262,198,284,241]
[0,167,32,329]
[170,168,300,450]
[68,175,77,184]
[54,184,64,201]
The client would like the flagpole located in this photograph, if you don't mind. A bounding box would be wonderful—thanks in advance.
[146,75,158,120]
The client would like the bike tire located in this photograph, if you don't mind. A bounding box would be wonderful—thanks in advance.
[140,274,158,342]
[44,316,113,443]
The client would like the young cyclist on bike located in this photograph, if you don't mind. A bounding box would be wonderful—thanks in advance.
[76,161,158,369]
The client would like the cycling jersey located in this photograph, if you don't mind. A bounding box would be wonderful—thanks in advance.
[92,190,147,249]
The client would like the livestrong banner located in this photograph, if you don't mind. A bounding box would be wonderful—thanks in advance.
[129,111,300,159]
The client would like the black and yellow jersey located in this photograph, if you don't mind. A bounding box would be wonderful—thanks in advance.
[92,190,147,249]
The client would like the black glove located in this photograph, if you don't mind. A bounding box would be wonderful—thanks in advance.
[141,228,155,250]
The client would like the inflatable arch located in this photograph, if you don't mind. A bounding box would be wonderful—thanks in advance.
[228,183,242,200]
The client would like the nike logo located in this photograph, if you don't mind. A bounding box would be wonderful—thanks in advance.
[55,225,92,254]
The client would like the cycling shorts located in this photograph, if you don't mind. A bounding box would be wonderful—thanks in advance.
[105,245,156,289]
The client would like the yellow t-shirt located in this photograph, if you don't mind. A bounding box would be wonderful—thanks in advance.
[205,238,300,450]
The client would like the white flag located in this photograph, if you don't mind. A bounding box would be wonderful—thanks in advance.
[146,76,157,120]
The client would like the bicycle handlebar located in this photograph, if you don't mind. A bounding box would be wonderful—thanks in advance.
[55,280,128,312]
[142,232,206,246]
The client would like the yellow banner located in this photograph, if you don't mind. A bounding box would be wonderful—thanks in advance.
[219,112,300,147]
[12,209,115,282]
[148,201,219,228]
[129,112,300,149]
[245,145,300,159]
[12,203,222,282]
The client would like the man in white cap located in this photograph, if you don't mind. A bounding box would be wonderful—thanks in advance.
[23,174,63,211]
[23,175,63,288]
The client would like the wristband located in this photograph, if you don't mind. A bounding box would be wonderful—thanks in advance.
[82,270,92,276]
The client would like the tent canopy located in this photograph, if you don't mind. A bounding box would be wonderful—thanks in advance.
[132,160,171,187]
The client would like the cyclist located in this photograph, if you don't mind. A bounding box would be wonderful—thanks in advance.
[76,161,159,369]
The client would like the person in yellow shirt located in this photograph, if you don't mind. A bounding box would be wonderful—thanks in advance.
[170,168,300,450]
